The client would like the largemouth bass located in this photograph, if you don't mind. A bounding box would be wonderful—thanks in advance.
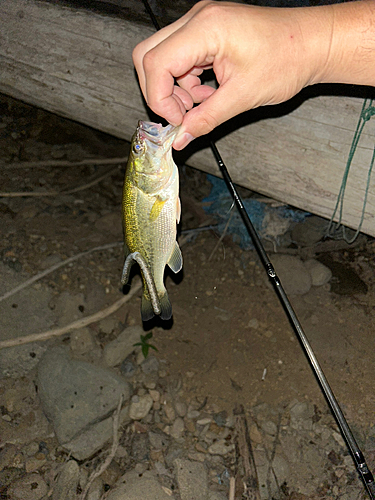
[121,120,183,321]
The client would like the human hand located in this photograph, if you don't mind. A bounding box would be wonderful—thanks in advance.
[133,1,334,149]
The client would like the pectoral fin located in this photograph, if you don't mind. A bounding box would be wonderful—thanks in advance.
[167,241,183,274]
[150,197,166,222]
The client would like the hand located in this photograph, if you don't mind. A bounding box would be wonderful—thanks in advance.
[133,1,373,149]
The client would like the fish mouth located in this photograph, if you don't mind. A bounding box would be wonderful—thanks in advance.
[137,121,178,146]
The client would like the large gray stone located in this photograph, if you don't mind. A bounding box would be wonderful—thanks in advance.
[37,346,131,445]
[64,405,131,460]
[107,470,172,500]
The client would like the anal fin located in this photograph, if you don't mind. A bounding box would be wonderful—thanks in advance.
[167,241,183,274]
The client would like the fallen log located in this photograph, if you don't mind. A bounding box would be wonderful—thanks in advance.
[1,0,374,237]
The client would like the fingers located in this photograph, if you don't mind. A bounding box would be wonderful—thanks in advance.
[173,80,250,150]
[132,1,211,100]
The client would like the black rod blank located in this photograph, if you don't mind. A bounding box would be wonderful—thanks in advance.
[210,141,375,499]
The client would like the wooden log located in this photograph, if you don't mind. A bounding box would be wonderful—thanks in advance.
[1,0,374,237]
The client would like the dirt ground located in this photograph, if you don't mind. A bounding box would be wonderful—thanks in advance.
[0,94,375,498]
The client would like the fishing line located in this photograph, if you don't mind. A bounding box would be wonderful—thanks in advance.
[140,1,375,497]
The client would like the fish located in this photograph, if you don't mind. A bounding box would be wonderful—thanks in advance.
[121,120,183,321]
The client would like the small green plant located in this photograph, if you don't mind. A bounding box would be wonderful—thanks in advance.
[133,332,158,359]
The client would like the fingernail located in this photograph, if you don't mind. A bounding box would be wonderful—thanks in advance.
[173,132,194,150]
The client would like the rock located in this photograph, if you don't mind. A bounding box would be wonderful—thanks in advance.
[131,433,150,462]
[87,477,104,500]
[51,291,87,326]
[7,473,48,500]
[120,359,136,378]
[261,420,277,436]
[99,317,119,334]
[165,443,185,468]
[149,431,169,451]
[129,394,153,420]
[141,355,159,374]
[0,263,55,346]
[0,342,47,379]
[174,458,208,500]
[37,346,131,447]
[107,470,172,500]
[63,405,130,461]
[103,326,144,367]
[149,389,160,402]
[25,455,47,472]
[291,215,327,246]
[270,254,311,295]
[52,460,80,500]
[69,328,97,356]
[175,401,187,418]
[208,492,227,500]
[170,418,185,440]
[0,468,25,491]
[304,259,332,286]
[208,440,235,456]
[0,444,19,470]
[289,401,315,431]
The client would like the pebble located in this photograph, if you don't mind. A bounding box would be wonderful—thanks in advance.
[175,401,187,418]
[164,403,176,422]
[208,440,235,456]
[129,394,153,420]
[291,215,327,246]
[25,455,47,473]
[107,470,172,500]
[7,473,48,500]
[141,355,159,374]
[69,328,97,357]
[304,258,332,286]
[52,460,80,500]
[0,343,47,378]
[149,389,160,402]
[103,326,145,367]
[170,417,185,440]
[87,477,104,500]
[270,254,311,295]
[174,458,208,500]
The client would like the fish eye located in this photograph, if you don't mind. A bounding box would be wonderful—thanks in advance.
[133,141,144,155]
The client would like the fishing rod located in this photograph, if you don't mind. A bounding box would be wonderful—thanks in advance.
[140,1,375,497]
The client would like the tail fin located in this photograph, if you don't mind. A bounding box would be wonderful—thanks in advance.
[141,291,172,322]
[159,292,172,321]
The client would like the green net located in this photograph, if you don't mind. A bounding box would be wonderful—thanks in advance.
[326,97,375,243]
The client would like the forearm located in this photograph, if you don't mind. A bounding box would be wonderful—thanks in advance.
[307,0,375,87]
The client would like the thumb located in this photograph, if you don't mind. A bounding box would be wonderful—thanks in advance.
[173,81,250,150]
